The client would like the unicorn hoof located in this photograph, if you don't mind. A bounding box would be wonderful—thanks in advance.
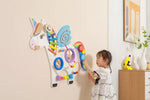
[69,81,73,84]
[52,83,57,87]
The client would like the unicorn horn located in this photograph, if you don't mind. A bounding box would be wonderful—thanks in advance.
[30,18,37,29]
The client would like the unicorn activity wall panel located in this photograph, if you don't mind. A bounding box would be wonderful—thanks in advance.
[29,18,87,87]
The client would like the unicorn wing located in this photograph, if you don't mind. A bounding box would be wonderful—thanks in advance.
[57,25,71,47]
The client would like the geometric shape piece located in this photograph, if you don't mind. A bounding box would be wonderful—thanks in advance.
[56,76,61,81]
[58,49,65,52]
[64,76,69,79]
[50,38,57,41]
[72,64,76,68]
[79,45,84,52]
[82,49,85,54]
[49,45,58,50]
[69,74,73,79]
[80,54,85,61]
[57,25,71,47]
[66,76,69,79]
[49,33,56,38]
[64,76,67,79]
[50,42,58,45]
[61,77,64,80]
[53,57,64,70]
[47,32,50,43]
[64,48,75,63]
[50,31,54,35]
[48,48,57,55]
[61,49,65,52]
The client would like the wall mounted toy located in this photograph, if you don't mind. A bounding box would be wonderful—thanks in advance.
[29,18,87,87]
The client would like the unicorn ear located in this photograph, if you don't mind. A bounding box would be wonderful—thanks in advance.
[41,19,46,25]
[30,18,37,29]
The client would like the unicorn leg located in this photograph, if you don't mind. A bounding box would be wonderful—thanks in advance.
[45,49,58,87]
[66,67,74,85]
[50,65,58,87]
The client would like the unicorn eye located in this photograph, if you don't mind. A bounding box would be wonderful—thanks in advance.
[40,35,43,39]
[40,34,45,39]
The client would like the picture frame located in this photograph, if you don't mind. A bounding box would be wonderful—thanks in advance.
[123,0,141,43]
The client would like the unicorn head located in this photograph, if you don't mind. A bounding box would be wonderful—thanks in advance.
[30,18,55,50]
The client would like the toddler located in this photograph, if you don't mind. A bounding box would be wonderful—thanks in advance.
[83,50,117,100]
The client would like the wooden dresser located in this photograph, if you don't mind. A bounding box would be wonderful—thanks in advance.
[119,70,150,100]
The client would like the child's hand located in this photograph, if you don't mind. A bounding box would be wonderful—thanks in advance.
[88,73,95,83]
[88,73,92,79]
[82,59,88,65]
[83,59,94,75]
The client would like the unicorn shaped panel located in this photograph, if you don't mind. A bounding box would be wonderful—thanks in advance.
[29,18,87,87]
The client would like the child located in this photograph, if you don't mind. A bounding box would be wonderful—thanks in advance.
[83,50,116,100]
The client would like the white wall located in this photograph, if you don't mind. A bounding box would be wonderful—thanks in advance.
[147,0,150,33]
[146,0,150,57]
[109,1,129,98]
[109,0,146,99]
[0,0,108,100]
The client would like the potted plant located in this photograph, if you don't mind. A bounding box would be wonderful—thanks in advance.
[135,30,150,70]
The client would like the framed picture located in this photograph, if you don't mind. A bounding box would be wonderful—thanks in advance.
[123,0,141,43]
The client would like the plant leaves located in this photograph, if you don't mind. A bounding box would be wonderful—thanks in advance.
[143,43,148,47]
[143,41,148,47]
[143,30,147,34]
[138,44,142,49]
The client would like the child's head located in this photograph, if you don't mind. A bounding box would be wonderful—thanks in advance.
[96,50,112,68]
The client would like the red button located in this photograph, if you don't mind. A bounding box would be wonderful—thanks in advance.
[78,45,83,52]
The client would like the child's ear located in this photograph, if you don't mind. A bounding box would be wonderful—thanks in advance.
[105,59,109,64]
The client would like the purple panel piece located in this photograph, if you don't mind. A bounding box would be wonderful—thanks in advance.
[56,76,61,81]
[64,48,75,63]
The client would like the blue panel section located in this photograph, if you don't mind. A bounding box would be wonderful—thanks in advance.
[57,25,71,47]
[53,57,64,70]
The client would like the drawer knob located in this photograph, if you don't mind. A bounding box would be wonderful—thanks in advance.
[149,91,150,93]
[149,77,150,79]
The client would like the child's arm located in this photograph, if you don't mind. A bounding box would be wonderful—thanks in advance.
[83,59,99,79]
[88,73,95,83]
[83,59,93,76]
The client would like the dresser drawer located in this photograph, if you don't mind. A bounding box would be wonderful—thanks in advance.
[145,72,150,85]
[145,85,150,99]
[146,99,150,100]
